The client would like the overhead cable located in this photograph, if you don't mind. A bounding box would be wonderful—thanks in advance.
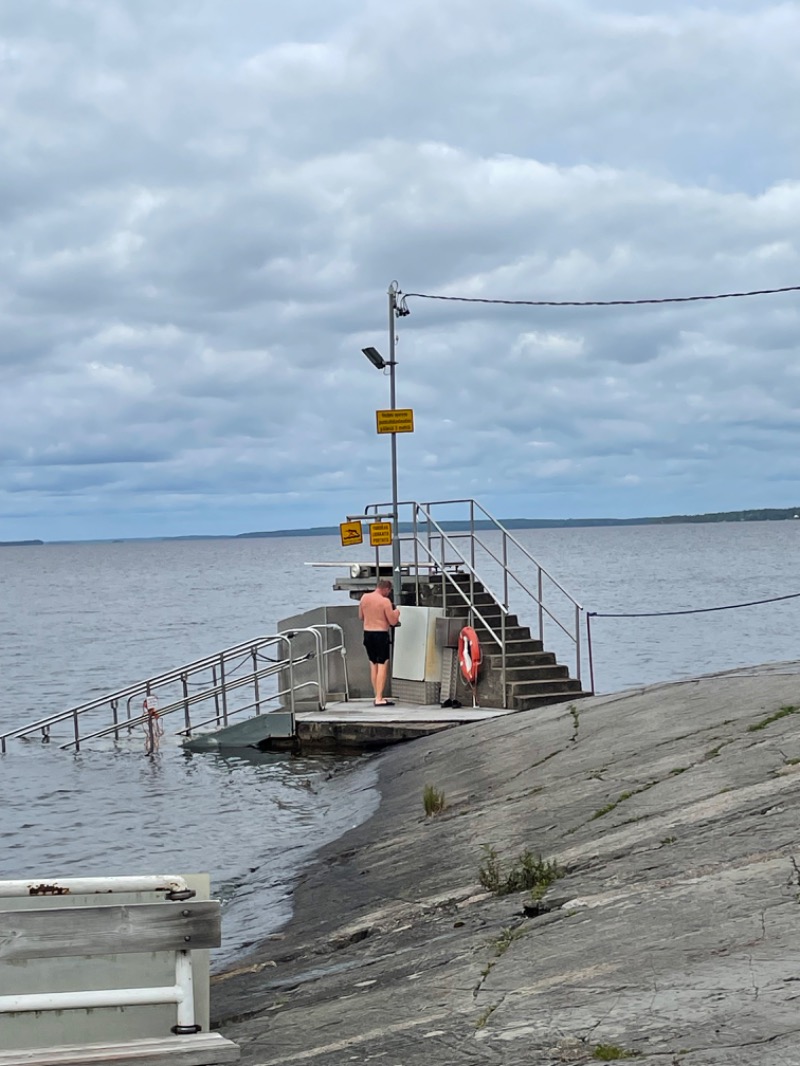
[588,590,800,619]
[399,284,800,312]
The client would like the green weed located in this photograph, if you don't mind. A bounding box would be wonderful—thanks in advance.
[591,781,657,820]
[592,1044,641,1061]
[494,925,526,956]
[748,705,798,733]
[423,784,446,816]
[475,1003,498,1030]
[478,846,564,897]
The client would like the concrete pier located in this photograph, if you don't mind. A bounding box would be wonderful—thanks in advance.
[293,698,511,750]
[213,662,800,1065]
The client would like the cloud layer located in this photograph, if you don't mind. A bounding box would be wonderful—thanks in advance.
[2,0,800,538]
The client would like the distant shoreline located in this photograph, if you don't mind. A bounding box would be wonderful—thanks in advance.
[6,505,800,545]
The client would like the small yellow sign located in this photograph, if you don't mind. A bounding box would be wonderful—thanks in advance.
[369,522,393,546]
[376,408,414,434]
[340,521,363,547]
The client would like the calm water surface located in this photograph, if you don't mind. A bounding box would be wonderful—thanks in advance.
[2,523,799,966]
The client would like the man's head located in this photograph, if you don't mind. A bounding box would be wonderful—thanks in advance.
[376,578,393,597]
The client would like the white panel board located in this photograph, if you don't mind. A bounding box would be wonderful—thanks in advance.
[392,607,443,682]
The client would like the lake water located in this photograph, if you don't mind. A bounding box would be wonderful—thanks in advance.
[2,521,799,967]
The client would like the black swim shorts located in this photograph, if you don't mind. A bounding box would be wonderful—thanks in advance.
[363,630,391,664]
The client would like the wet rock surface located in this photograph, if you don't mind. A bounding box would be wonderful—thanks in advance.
[212,663,800,1064]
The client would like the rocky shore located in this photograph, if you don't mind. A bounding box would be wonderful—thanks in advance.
[212,663,800,1065]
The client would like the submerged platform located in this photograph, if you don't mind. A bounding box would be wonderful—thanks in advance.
[184,699,513,753]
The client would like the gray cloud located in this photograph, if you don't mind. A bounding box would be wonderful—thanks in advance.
[1,0,800,539]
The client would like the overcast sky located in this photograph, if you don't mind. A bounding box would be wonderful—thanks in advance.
[2,0,800,540]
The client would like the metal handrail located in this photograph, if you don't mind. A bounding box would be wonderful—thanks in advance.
[364,497,588,686]
[411,532,508,696]
[2,624,348,754]
[57,656,309,750]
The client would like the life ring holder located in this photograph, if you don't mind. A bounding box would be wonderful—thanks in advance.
[458,626,481,705]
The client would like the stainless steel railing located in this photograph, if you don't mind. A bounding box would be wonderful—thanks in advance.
[0,625,348,754]
[364,497,588,686]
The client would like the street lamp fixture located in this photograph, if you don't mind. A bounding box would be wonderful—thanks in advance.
[361,346,387,370]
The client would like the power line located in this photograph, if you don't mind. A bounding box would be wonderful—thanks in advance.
[399,283,800,312]
[588,590,800,619]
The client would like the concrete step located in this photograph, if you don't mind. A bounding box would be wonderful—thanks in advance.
[472,612,519,631]
[494,636,545,654]
[483,650,556,667]
[507,677,583,697]
[512,691,592,711]
[499,664,570,682]
[474,623,532,643]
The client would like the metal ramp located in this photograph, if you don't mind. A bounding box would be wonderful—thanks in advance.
[0,626,348,755]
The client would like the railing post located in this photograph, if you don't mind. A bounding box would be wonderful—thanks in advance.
[211,666,221,726]
[173,950,197,1032]
[574,604,582,685]
[181,673,191,732]
[312,628,325,711]
[502,533,509,609]
[73,709,80,752]
[286,636,296,717]
[413,505,420,605]
[501,611,507,704]
[111,699,119,741]
[470,499,476,571]
[251,648,261,715]
[587,613,596,694]
[538,568,544,643]
[218,655,229,726]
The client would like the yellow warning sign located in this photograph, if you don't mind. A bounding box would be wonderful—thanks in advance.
[340,521,363,547]
[369,522,393,546]
[376,408,414,434]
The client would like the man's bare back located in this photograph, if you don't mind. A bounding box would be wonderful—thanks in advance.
[359,588,400,631]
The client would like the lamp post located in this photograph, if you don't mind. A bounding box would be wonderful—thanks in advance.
[361,284,402,604]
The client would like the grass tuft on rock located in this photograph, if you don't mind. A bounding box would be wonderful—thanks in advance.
[478,846,563,898]
[592,1044,641,1061]
[748,705,798,733]
[422,784,446,817]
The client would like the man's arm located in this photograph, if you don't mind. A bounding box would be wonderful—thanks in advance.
[384,599,400,626]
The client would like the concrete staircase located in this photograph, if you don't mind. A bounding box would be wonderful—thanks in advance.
[420,572,590,710]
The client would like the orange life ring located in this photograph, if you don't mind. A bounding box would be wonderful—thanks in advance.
[458,626,481,686]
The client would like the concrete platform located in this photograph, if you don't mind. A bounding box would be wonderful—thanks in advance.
[289,699,513,751]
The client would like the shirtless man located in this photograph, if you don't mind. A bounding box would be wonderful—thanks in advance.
[358,578,400,706]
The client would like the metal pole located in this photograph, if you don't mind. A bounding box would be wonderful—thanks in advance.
[388,283,401,605]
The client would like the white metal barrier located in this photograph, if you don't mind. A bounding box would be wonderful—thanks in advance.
[0,875,239,1066]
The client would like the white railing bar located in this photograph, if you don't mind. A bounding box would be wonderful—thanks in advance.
[0,985,184,1014]
[0,875,190,898]
[175,951,196,1030]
